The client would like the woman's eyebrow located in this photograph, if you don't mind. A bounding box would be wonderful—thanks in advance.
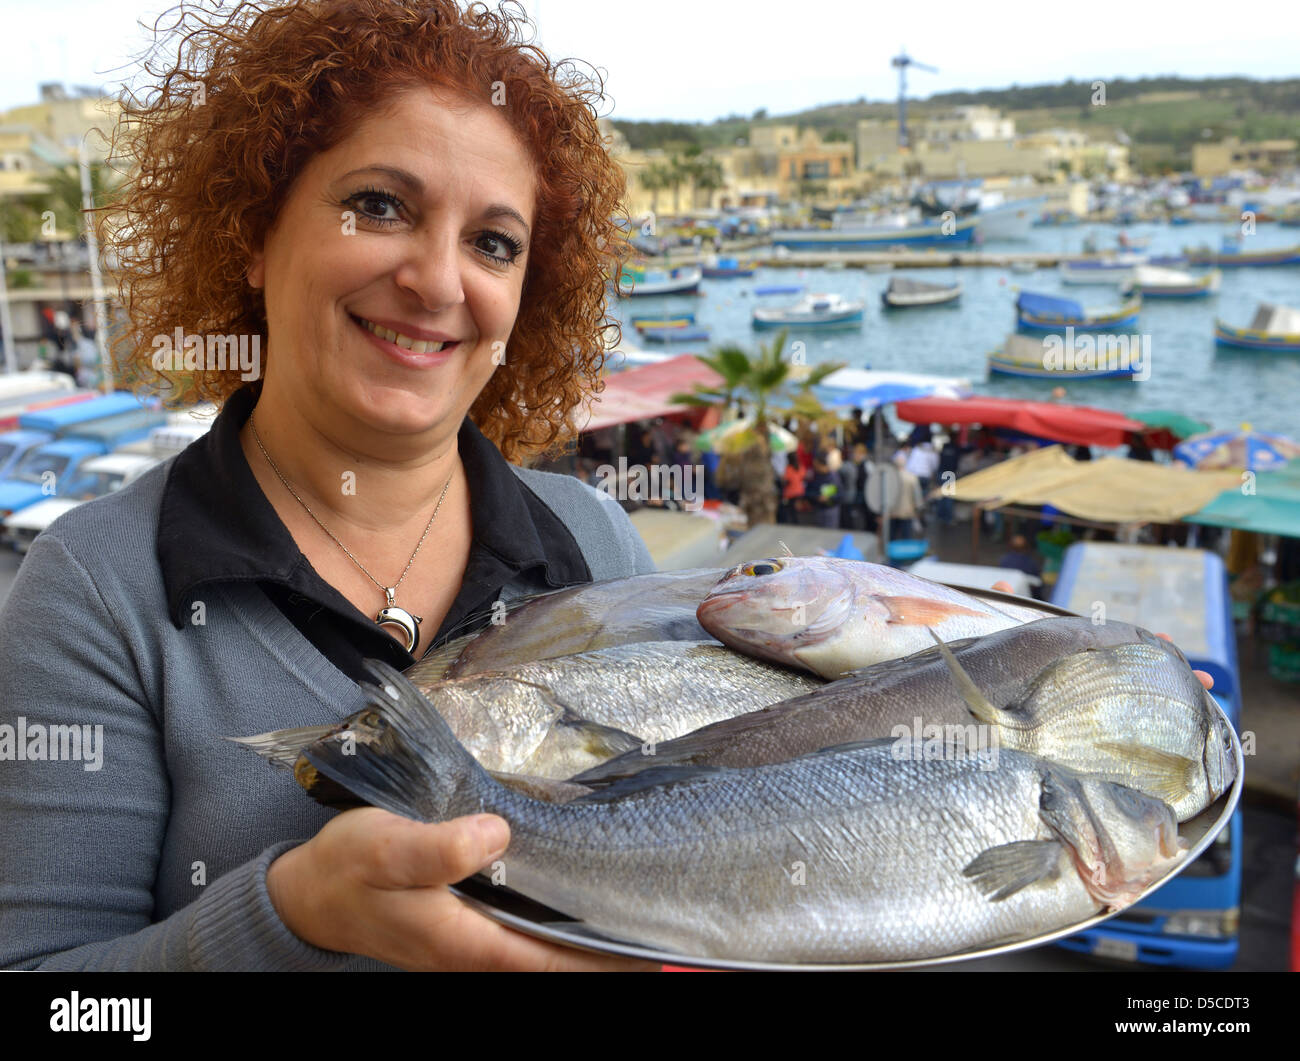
[339,165,530,237]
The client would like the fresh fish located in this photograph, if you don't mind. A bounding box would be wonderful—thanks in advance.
[254,659,1185,963]
[697,555,1045,679]
[574,616,1157,783]
[928,632,1236,821]
[420,567,727,680]
[239,640,823,781]
[577,616,1235,822]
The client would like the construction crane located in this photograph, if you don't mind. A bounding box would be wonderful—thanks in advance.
[891,50,937,149]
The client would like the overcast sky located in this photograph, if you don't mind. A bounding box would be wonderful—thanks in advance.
[3,0,1297,120]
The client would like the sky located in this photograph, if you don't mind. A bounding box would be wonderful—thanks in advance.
[2,0,1297,120]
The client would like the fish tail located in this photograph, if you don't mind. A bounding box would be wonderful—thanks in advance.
[304,659,496,822]
[227,724,338,769]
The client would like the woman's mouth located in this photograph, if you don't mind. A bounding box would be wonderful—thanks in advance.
[351,314,461,357]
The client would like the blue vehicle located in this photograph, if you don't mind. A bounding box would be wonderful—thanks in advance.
[0,438,116,520]
[0,429,57,480]
[1050,542,1242,969]
[16,392,149,435]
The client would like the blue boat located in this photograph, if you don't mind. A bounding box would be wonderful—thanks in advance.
[638,326,711,344]
[1016,291,1141,332]
[630,312,696,329]
[770,215,977,250]
[701,256,755,278]
[1214,303,1300,353]
[754,284,804,296]
[753,292,864,329]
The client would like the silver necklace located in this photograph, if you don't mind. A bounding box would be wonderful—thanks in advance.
[249,413,453,653]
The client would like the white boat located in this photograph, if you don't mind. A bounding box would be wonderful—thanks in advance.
[1058,254,1147,286]
[1123,265,1221,299]
[974,194,1048,241]
[881,276,962,309]
[616,264,703,298]
[752,292,865,329]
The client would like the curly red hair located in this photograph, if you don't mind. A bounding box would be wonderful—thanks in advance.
[101,0,630,461]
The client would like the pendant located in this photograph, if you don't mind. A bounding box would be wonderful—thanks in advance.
[375,587,422,653]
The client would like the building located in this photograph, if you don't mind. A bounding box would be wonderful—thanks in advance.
[1192,137,1298,177]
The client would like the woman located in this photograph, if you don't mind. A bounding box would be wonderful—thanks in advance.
[0,0,657,971]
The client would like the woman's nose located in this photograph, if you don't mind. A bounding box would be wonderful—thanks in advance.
[392,229,466,311]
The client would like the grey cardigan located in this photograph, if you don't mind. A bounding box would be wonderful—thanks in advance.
[0,458,654,970]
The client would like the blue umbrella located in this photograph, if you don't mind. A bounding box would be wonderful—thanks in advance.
[1174,426,1300,472]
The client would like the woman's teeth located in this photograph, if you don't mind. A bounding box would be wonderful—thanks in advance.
[359,317,450,354]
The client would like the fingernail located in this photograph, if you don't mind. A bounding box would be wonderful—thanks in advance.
[473,814,509,860]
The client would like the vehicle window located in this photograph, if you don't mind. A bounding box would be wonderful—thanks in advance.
[12,451,70,485]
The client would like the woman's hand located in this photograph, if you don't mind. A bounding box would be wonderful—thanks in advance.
[266,808,658,971]
[988,580,1213,691]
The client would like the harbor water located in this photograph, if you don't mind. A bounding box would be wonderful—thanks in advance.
[611,220,1300,440]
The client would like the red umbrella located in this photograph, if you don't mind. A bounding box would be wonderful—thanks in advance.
[894,396,1146,449]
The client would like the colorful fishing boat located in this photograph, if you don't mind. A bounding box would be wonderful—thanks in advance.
[752,292,865,329]
[987,333,1140,380]
[1186,244,1300,267]
[630,312,696,330]
[769,215,977,249]
[1214,303,1300,353]
[881,276,962,309]
[1122,265,1221,299]
[701,256,756,278]
[1016,291,1141,332]
[616,264,703,297]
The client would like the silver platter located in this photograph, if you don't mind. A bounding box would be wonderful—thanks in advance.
[448,585,1244,970]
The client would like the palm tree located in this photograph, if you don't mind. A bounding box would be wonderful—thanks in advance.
[639,162,673,216]
[670,330,844,529]
[688,157,726,211]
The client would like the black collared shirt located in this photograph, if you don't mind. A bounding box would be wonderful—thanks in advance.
[157,385,592,683]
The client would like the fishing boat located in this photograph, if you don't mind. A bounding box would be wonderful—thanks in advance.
[630,312,696,330]
[769,215,977,250]
[1016,291,1141,332]
[639,326,711,344]
[752,292,865,329]
[974,195,1049,241]
[1058,254,1146,286]
[1186,243,1300,267]
[701,256,756,278]
[616,264,703,297]
[753,284,804,296]
[1122,265,1220,299]
[881,276,962,309]
[1214,303,1300,353]
[987,333,1140,380]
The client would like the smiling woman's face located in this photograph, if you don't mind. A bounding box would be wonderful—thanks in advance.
[248,85,537,441]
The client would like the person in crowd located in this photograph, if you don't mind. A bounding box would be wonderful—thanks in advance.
[888,461,925,541]
[998,534,1043,579]
[806,449,842,529]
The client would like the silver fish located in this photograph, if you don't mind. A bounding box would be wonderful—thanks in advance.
[697,555,1044,679]
[574,617,1235,822]
[265,659,1185,963]
[239,640,823,781]
[420,567,727,680]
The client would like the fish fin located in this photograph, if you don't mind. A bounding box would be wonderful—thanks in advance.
[555,713,645,759]
[407,633,476,684]
[877,594,991,626]
[487,770,593,804]
[227,724,337,770]
[570,763,733,803]
[303,659,490,821]
[962,840,1065,901]
[925,627,1001,726]
[1094,741,1198,804]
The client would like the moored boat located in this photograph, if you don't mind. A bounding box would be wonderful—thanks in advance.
[639,326,712,344]
[770,215,977,249]
[617,264,703,297]
[1123,265,1221,299]
[752,292,865,329]
[1186,244,1300,267]
[987,333,1140,380]
[881,276,962,309]
[701,256,756,278]
[630,312,696,330]
[1058,254,1146,286]
[1214,303,1300,353]
[1016,291,1141,332]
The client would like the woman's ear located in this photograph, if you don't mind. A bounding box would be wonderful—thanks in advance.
[248,251,265,290]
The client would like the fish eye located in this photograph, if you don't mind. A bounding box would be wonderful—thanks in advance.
[744,560,784,577]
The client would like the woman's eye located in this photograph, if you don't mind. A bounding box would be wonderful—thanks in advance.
[476,230,524,264]
[346,190,403,225]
